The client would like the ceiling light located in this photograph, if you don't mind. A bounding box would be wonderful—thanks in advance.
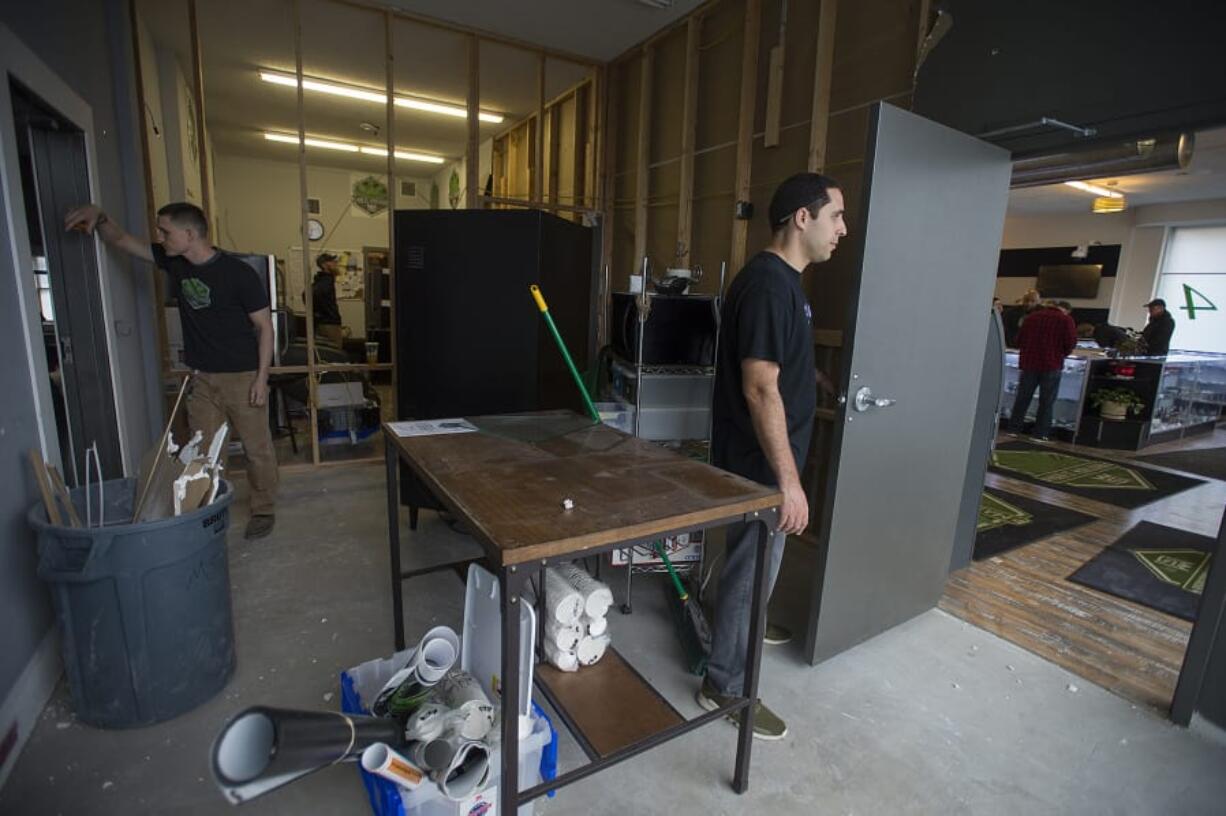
[1064,180,1123,198]
[264,132,358,152]
[358,145,445,164]
[1092,195,1127,214]
[263,132,445,164]
[259,70,503,124]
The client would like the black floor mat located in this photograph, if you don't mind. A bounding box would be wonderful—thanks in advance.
[989,441,1206,509]
[1067,521,1216,622]
[974,488,1099,561]
[1135,446,1226,483]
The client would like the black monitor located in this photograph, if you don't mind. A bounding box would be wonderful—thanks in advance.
[1036,264,1102,299]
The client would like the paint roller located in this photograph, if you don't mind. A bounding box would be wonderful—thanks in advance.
[372,626,460,718]
[554,562,614,618]
[211,706,405,804]
[544,568,584,626]
[543,619,583,652]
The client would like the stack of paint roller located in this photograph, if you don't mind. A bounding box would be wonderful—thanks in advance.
[210,625,500,804]
[541,563,614,672]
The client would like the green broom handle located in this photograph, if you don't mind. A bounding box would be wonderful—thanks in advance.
[530,285,601,422]
[654,541,690,601]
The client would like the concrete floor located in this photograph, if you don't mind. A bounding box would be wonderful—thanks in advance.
[3,462,1225,815]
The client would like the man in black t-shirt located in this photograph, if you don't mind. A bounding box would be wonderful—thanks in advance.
[65,201,279,539]
[698,173,846,741]
[312,253,344,347]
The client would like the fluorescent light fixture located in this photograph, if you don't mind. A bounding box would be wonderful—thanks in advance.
[1064,180,1123,198]
[1092,195,1127,214]
[263,132,445,164]
[358,145,445,164]
[259,70,503,123]
[263,132,358,152]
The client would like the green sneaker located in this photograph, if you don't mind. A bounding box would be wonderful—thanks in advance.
[695,681,788,741]
[764,622,792,646]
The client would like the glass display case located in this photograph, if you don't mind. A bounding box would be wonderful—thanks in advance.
[1149,353,1226,437]
[1077,352,1226,449]
[999,352,1091,436]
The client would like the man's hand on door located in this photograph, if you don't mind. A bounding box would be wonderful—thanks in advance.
[64,204,103,234]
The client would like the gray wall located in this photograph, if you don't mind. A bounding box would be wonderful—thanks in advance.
[0,165,56,711]
[0,0,158,713]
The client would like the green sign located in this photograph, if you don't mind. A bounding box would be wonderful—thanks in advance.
[977,492,1033,533]
[1132,549,1211,594]
[352,175,389,215]
[992,450,1155,491]
[1180,283,1218,321]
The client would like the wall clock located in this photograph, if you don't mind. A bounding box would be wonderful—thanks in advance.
[307,218,324,241]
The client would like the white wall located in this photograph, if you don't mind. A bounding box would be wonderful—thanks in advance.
[211,152,433,319]
[1001,198,1226,330]
[431,138,494,209]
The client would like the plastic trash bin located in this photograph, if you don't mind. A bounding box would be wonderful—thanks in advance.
[29,476,236,728]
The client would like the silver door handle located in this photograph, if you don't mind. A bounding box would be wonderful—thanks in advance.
[853,386,897,412]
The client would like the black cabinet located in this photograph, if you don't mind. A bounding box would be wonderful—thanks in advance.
[393,209,597,519]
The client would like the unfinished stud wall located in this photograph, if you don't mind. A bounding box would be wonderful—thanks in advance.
[605,0,925,311]
[603,0,927,525]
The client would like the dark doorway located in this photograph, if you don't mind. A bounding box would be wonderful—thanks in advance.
[10,79,122,483]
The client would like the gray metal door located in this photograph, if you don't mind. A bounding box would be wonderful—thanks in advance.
[29,125,123,481]
[805,103,1011,663]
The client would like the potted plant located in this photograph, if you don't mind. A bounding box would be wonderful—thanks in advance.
[1089,387,1145,420]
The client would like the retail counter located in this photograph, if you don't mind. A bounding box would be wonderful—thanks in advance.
[1000,348,1226,450]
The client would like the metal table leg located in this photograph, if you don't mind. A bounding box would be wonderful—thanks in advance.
[733,509,777,793]
[499,564,525,816]
[621,547,634,614]
[386,435,405,651]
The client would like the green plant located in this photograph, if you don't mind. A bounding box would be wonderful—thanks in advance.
[1089,387,1145,411]
[1115,332,1146,356]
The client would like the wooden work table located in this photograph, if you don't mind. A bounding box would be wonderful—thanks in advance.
[382,411,782,815]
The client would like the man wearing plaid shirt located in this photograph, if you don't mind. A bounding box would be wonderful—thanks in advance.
[1007,301,1077,441]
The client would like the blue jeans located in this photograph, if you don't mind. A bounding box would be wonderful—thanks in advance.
[1008,369,1062,437]
[706,520,787,696]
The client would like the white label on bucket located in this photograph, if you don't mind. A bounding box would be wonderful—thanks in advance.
[461,786,497,816]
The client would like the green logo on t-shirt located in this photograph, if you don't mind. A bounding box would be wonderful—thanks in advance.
[181,277,211,310]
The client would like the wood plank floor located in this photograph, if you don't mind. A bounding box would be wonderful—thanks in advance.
[940,426,1226,713]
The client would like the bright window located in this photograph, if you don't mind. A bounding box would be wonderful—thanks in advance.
[1153,225,1226,353]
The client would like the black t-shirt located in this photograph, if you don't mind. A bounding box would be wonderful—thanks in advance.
[153,244,269,373]
[312,273,341,325]
[712,251,817,486]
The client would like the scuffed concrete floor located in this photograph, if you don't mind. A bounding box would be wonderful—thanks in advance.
[3,462,1225,815]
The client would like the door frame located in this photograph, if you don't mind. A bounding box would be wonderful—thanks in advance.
[0,22,131,475]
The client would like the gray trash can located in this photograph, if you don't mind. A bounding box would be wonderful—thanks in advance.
[29,477,236,728]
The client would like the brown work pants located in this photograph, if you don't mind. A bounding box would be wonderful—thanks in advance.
[318,323,344,348]
[187,371,279,515]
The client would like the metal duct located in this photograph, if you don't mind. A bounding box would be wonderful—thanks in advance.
[1010,132,1195,188]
